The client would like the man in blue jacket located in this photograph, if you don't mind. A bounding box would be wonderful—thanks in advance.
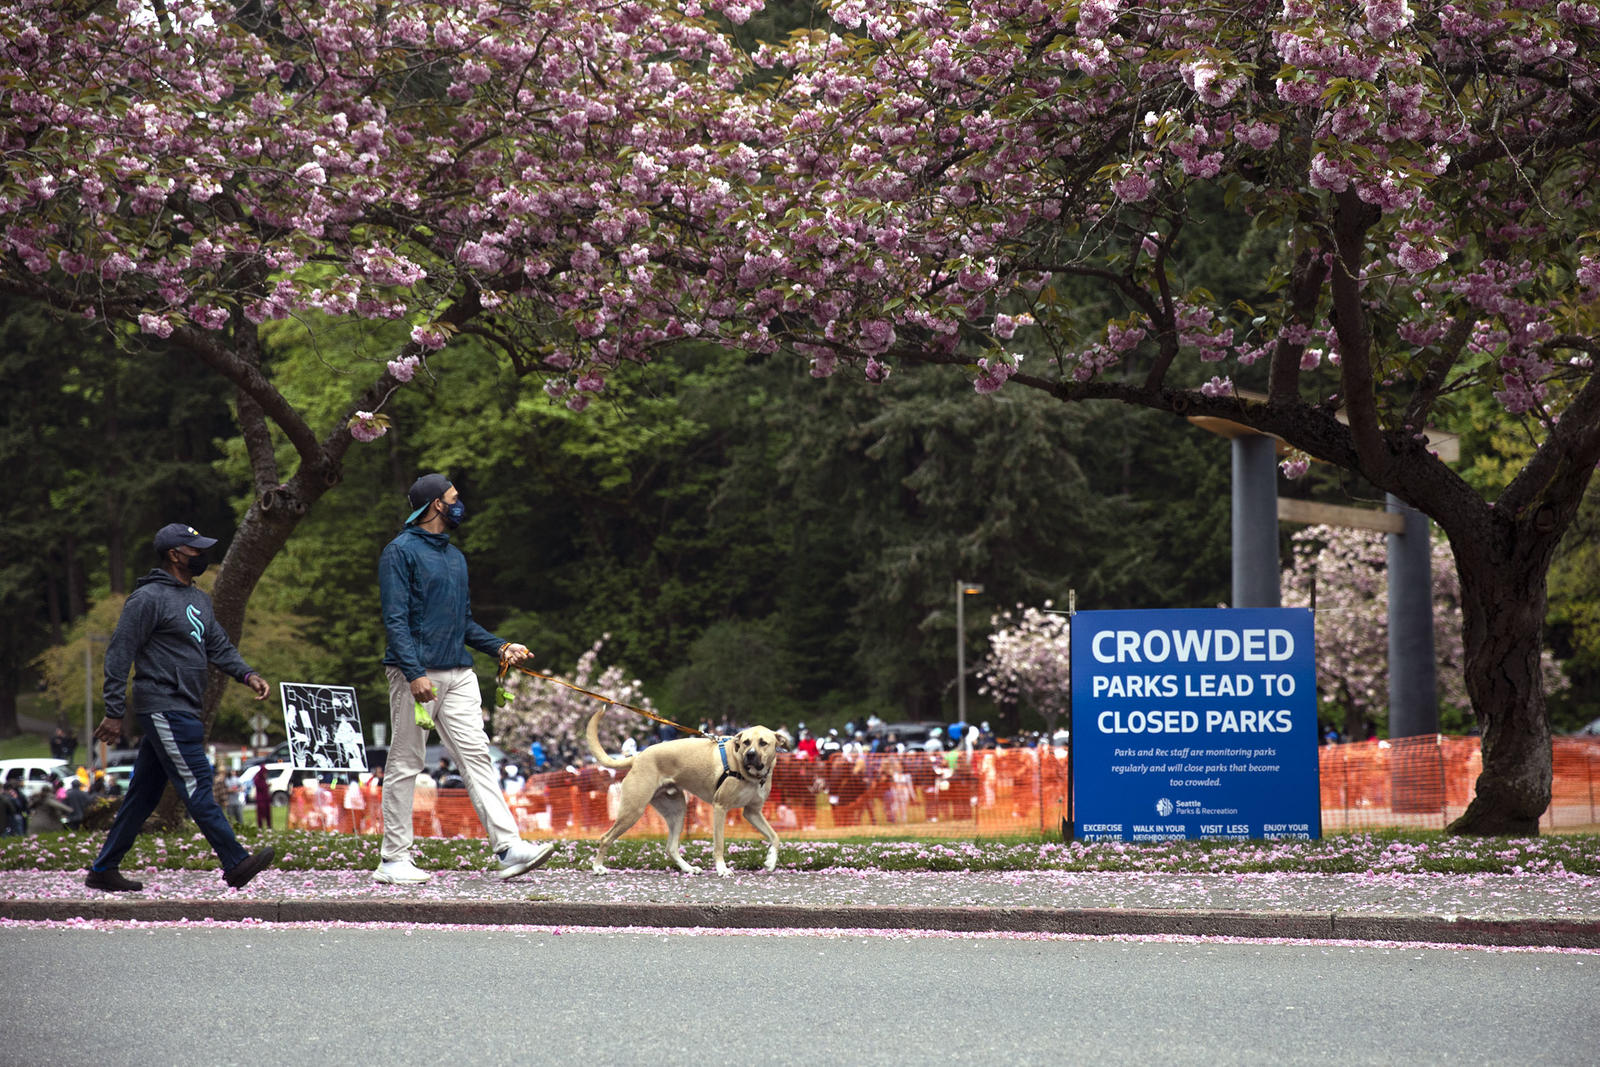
[85,523,277,892]
[375,474,555,884]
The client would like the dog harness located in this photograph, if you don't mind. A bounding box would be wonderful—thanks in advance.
[714,737,769,795]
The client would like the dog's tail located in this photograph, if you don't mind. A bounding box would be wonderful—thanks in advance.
[584,708,634,769]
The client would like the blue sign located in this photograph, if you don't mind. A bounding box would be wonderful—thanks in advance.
[1071,608,1319,842]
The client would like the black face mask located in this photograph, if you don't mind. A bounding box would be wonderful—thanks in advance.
[174,551,209,577]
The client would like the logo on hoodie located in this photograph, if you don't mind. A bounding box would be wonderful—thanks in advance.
[186,604,204,645]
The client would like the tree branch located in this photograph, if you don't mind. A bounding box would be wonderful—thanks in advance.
[168,323,324,462]
[1267,238,1329,403]
[1141,215,1184,392]
[1401,312,1479,432]
[231,319,281,496]
[310,287,486,475]
[1328,189,1387,478]
[1498,365,1600,522]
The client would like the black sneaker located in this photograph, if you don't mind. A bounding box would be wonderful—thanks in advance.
[223,845,275,889]
[84,868,144,893]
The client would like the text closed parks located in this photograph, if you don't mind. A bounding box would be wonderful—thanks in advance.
[1072,608,1320,842]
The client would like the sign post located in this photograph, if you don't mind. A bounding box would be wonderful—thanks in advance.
[1070,607,1319,841]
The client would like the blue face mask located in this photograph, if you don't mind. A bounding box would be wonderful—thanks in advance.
[443,499,465,528]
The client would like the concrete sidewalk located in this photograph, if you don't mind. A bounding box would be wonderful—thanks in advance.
[4,866,1598,947]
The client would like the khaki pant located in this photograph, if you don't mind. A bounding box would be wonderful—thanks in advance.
[382,666,519,861]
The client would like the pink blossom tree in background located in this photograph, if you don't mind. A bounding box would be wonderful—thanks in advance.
[0,0,768,726]
[1282,524,1566,739]
[688,0,1597,834]
[978,603,1072,736]
[492,636,653,765]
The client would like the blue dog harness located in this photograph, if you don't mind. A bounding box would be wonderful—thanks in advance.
[715,737,744,794]
[715,736,771,795]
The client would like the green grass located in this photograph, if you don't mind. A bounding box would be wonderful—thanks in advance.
[4,826,1597,876]
[0,734,52,760]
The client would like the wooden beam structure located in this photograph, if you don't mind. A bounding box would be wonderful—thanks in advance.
[1276,497,1406,534]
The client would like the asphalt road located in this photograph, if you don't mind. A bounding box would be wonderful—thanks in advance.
[5,926,1592,1065]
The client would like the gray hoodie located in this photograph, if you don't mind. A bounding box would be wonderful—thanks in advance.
[102,569,255,720]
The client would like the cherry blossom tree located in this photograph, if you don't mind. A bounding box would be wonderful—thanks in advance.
[978,603,1071,734]
[1282,524,1566,738]
[492,636,653,762]
[0,0,766,724]
[684,0,1597,834]
[7,1,1600,833]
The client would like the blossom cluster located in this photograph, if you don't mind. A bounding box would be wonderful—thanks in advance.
[978,603,1072,724]
[0,0,1595,438]
[492,636,653,760]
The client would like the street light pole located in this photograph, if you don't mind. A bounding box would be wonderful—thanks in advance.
[955,580,984,724]
[82,633,107,772]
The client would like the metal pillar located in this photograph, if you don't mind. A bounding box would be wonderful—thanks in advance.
[83,641,94,771]
[1386,494,1437,738]
[956,581,969,725]
[955,580,984,725]
[1230,434,1281,608]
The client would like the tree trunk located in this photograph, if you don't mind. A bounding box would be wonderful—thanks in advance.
[0,678,18,740]
[45,557,62,644]
[1446,529,1554,836]
[1339,682,1365,741]
[106,377,125,594]
[64,532,84,619]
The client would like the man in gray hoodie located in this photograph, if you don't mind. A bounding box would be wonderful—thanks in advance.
[84,523,276,892]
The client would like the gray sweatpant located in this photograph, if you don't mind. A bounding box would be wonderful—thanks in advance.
[381,666,520,861]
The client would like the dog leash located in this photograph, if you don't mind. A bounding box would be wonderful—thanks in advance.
[496,655,708,739]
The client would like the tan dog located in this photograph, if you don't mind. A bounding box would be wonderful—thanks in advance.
[584,709,789,875]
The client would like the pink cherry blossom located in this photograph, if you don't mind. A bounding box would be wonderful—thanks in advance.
[137,312,173,338]
[347,411,388,442]
[387,355,420,382]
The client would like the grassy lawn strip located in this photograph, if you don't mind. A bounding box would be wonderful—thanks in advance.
[3,828,1596,876]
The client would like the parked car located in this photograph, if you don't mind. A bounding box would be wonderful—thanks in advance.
[101,764,137,793]
[867,721,950,748]
[240,738,375,778]
[241,763,325,807]
[0,758,74,800]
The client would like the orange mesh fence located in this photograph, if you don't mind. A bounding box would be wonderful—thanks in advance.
[289,735,1600,839]
[1313,735,1600,831]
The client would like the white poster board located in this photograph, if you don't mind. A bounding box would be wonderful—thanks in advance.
[279,682,368,772]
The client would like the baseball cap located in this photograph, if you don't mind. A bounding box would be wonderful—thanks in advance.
[153,523,219,555]
[405,473,452,524]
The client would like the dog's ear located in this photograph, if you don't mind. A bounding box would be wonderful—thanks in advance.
[775,729,793,753]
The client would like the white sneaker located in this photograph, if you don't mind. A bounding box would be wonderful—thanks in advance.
[494,840,556,881]
[373,857,431,885]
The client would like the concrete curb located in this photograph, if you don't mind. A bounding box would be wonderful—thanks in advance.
[4,899,1596,948]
